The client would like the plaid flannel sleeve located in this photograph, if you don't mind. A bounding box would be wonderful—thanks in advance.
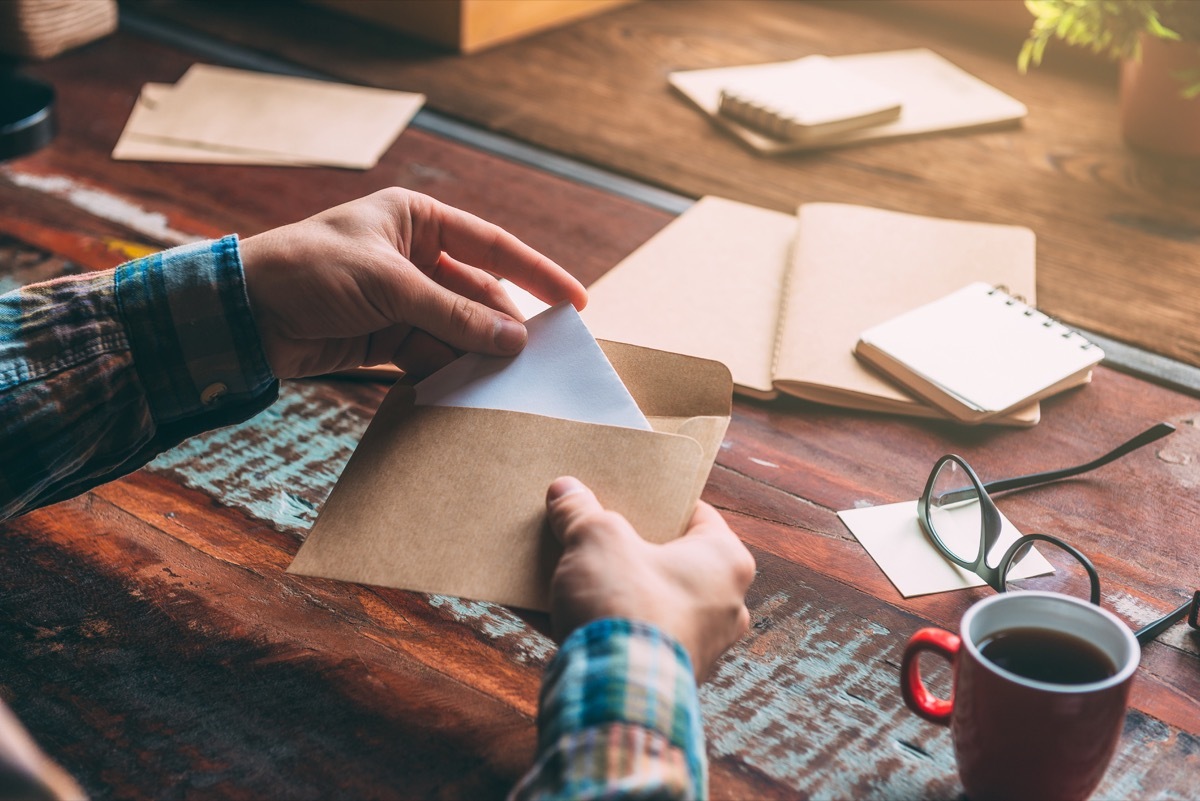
[0,235,278,520]
[511,618,707,801]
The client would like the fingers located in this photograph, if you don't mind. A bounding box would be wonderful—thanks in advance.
[545,477,637,551]
[414,196,588,311]
[686,499,728,531]
[384,328,461,378]
[676,500,757,589]
[400,278,530,356]
[426,252,526,321]
[545,477,601,546]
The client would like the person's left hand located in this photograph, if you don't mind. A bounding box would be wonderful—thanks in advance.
[240,188,588,379]
[544,477,756,681]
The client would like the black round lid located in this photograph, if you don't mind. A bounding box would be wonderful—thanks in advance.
[1,72,56,160]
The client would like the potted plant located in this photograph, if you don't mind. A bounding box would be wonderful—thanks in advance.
[1020,0,1200,157]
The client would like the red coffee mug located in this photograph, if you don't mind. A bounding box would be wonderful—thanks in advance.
[902,592,1139,801]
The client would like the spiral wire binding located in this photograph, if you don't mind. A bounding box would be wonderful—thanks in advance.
[986,285,1097,350]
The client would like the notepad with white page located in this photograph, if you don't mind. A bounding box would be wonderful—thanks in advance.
[855,283,1104,424]
[670,48,1026,154]
[717,55,902,142]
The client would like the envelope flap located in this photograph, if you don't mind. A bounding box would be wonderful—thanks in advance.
[599,340,732,419]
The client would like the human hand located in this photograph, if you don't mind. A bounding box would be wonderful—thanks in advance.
[545,476,756,680]
[239,188,588,379]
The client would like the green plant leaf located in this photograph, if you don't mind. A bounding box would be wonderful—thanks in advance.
[1020,0,1200,97]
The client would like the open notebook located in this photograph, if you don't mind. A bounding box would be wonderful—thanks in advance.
[581,198,1042,425]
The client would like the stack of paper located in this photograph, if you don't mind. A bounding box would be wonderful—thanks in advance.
[670,49,1027,155]
[113,64,425,169]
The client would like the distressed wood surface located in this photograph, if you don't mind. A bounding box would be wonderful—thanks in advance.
[130,0,1200,371]
[0,22,1198,801]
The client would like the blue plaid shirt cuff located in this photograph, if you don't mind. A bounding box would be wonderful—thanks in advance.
[0,235,279,520]
[116,235,276,423]
[512,618,706,801]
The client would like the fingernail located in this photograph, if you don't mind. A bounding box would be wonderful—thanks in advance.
[547,476,586,503]
[494,318,527,353]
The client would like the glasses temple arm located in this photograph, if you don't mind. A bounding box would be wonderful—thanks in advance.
[981,423,1176,495]
[1135,598,1192,646]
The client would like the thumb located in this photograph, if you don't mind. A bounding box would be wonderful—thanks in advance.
[545,477,602,546]
[406,278,529,356]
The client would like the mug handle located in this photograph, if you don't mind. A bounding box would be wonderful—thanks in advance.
[901,627,960,726]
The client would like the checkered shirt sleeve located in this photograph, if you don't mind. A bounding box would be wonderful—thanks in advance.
[0,235,278,520]
[511,618,706,801]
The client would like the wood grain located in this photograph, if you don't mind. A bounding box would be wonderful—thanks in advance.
[130,0,1200,369]
[0,18,1198,800]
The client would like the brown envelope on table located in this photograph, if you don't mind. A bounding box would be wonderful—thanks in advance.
[288,341,732,611]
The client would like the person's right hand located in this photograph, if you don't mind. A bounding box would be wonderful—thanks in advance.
[240,188,587,380]
[545,477,756,680]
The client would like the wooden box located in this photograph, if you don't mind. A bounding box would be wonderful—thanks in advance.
[0,0,118,60]
[310,0,636,54]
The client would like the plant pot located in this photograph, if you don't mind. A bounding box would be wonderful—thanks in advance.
[1120,34,1200,158]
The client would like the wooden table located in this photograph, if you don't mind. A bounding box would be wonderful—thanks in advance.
[1,10,1198,801]
[127,0,1200,380]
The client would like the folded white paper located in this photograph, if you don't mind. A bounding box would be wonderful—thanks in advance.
[415,303,651,431]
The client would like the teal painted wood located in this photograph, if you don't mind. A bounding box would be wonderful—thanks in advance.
[427,595,555,664]
[144,377,1200,798]
[146,381,378,534]
[706,570,960,799]
[146,380,559,661]
[713,554,1200,799]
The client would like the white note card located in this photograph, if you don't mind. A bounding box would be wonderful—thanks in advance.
[838,500,1053,598]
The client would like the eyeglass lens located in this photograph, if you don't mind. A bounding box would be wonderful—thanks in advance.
[999,538,1099,601]
[927,459,1100,603]
[927,459,982,563]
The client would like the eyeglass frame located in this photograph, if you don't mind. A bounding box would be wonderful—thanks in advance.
[916,422,1199,647]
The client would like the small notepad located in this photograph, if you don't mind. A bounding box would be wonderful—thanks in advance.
[855,283,1104,424]
[669,49,1028,155]
[717,55,902,142]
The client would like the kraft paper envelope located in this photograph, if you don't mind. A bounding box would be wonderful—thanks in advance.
[113,84,302,165]
[121,64,425,169]
[288,340,732,610]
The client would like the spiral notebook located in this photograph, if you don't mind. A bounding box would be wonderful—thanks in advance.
[855,283,1104,424]
[669,49,1027,155]
[716,55,902,142]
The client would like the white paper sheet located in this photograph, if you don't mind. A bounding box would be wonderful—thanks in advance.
[414,303,651,430]
[838,500,1053,597]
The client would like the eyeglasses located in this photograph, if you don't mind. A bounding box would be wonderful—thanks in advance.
[917,422,1200,647]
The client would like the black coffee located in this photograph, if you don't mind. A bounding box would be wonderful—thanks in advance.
[977,627,1118,684]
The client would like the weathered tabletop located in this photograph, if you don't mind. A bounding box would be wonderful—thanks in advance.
[0,20,1197,801]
